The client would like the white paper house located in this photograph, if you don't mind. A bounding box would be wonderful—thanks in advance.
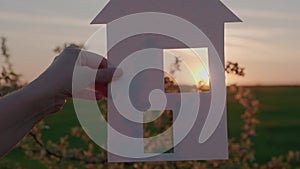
[91,0,241,162]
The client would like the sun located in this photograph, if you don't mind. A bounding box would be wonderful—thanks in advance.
[194,65,209,82]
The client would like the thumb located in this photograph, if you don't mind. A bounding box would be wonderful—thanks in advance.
[72,66,122,94]
[95,68,123,83]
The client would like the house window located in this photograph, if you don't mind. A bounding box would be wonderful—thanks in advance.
[163,48,210,93]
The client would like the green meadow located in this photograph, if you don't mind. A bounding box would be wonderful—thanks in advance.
[1,86,300,168]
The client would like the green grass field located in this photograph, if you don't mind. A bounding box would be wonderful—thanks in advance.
[1,86,300,168]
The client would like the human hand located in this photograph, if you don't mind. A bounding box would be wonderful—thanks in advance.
[30,46,122,114]
[0,46,122,156]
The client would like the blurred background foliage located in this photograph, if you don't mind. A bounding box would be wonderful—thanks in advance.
[0,37,300,169]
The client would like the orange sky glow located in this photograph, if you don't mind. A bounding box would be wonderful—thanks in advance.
[0,0,299,86]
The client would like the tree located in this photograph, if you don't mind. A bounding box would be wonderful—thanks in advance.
[1,38,299,169]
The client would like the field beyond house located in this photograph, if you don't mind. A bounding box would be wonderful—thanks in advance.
[1,86,300,168]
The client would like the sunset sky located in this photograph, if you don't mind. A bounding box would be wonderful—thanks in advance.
[0,0,299,86]
[163,48,210,88]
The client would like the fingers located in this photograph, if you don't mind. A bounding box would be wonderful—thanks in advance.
[62,47,114,69]
[72,82,109,101]
[79,50,108,69]
[71,89,104,101]
[89,82,108,97]
[75,66,122,84]
[95,68,123,83]
[72,66,122,94]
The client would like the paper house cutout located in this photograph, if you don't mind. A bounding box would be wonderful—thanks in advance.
[91,0,241,162]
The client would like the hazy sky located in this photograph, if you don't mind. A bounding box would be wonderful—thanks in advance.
[0,0,299,85]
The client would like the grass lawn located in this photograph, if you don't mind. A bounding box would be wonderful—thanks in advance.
[1,86,300,168]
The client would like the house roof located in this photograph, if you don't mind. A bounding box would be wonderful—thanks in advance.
[91,0,242,24]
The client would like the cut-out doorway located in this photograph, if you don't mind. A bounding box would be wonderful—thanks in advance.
[143,110,174,154]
